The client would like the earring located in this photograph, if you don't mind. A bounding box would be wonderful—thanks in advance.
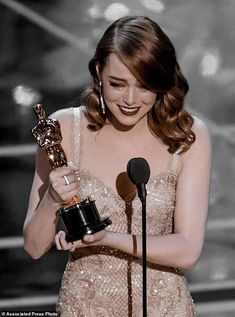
[99,80,105,115]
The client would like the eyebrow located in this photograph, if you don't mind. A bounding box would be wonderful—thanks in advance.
[108,75,128,82]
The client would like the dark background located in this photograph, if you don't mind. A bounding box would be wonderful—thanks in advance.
[0,1,235,316]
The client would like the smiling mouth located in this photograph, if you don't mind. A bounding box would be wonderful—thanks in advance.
[119,105,139,116]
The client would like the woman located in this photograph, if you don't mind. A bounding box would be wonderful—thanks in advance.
[24,16,211,316]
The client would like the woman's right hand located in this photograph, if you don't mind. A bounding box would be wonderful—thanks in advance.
[55,229,109,252]
[47,165,79,205]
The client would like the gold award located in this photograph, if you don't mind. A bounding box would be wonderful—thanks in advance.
[32,104,111,241]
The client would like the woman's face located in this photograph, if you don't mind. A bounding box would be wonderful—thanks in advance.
[100,54,157,129]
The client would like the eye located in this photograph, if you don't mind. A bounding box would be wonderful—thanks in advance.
[108,81,125,89]
[137,83,148,91]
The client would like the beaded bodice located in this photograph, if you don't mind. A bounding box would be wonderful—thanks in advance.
[56,107,196,317]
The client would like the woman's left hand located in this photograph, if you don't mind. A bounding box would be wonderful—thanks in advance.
[54,230,107,252]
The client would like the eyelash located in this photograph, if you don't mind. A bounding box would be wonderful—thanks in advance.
[138,85,147,90]
[109,82,124,88]
[108,82,147,91]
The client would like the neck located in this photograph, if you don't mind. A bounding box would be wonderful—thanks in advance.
[106,114,150,137]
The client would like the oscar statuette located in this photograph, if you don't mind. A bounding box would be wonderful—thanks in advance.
[32,104,112,242]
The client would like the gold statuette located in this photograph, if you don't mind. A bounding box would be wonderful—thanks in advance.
[32,104,111,241]
[32,104,67,169]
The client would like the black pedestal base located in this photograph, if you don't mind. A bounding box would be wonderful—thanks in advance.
[60,197,112,242]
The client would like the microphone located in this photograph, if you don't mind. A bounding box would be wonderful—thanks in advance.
[127,157,150,317]
[127,157,150,202]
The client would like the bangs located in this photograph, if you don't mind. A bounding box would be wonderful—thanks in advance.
[113,20,175,92]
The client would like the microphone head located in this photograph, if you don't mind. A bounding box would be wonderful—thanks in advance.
[127,157,150,185]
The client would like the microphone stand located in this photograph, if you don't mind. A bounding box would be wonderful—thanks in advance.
[138,181,147,317]
[140,195,147,317]
[126,157,150,317]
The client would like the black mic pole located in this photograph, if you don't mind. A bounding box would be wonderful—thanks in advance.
[140,189,147,317]
[127,158,150,317]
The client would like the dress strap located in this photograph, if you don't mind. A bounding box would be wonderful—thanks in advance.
[71,106,81,166]
[169,148,182,174]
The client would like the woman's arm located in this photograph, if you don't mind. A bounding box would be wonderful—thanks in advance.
[56,117,212,270]
[23,147,59,259]
[23,108,78,259]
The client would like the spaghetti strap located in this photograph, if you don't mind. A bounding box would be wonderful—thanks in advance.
[71,106,81,166]
[169,149,182,174]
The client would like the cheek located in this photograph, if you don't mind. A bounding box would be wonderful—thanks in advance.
[103,87,121,102]
[142,92,157,105]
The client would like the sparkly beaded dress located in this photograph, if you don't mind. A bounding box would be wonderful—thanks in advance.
[56,107,197,317]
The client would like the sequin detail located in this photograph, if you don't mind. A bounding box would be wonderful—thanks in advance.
[56,107,197,317]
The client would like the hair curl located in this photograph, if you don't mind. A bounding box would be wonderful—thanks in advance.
[81,16,195,153]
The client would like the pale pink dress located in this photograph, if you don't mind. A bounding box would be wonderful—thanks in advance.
[56,107,197,317]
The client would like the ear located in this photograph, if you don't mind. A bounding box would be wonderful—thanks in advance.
[95,63,101,81]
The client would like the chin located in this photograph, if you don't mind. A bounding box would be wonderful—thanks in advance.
[110,114,147,131]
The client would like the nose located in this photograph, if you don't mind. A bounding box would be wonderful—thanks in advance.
[123,87,137,106]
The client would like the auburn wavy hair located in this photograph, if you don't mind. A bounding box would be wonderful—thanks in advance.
[81,16,195,153]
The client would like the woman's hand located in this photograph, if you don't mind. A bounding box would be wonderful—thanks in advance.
[47,165,79,205]
[55,230,108,252]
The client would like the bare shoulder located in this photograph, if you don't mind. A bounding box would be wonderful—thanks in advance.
[192,116,210,134]
[51,106,85,123]
[49,107,74,123]
[181,116,211,164]
[50,106,84,131]
[191,116,211,150]
[48,107,76,152]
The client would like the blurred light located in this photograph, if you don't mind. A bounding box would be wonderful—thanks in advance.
[104,3,130,22]
[142,0,164,13]
[200,51,220,77]
[87,3,102,19]
[208,257,230,281]
[12,85,41,107]
[210,269,229,281]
